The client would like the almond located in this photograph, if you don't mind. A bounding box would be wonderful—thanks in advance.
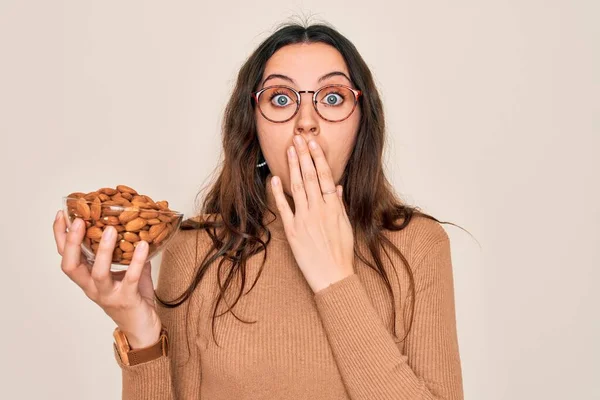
[118,209,140,224]
[83,192,99,201]
[149,223,167,240]
[99,187,118,196]
[139,230,152,243]
[111,195,130,206]
[66,193,84,210]
[146,202,160,211]
[123,232,140,243]
[158,213,175,223]
[125,217,147,232]
[146,218,162,225]
[91,197,102,220]
[117,185,138,195]
[139,211,159,219]
[131,200,150,209]
[86,226,103,241]
[153,224,171,244]
[100,216,120,226]
[119,240,134,252]
[142,196,160,210]
[76,198,91,219]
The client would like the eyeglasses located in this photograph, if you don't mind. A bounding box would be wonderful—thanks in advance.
[252,84,362,123]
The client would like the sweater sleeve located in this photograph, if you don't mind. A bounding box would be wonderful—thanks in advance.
[113,233,204,400]
[313,233,464,400]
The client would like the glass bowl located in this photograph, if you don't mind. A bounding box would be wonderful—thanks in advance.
[62,196,184,272]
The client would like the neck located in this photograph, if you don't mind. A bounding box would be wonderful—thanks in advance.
[263,173,294,242]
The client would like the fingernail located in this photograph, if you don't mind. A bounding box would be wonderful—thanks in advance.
[102,227,114,240]
[309,140,317,149]
[294,136,303,145]
[55,211,62,221]
[272,176,279,186]
[136,241,148,252]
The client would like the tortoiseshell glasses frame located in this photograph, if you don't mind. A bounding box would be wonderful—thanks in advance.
[252,84,363,123]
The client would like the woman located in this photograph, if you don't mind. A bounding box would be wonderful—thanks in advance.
[53,22,465,399]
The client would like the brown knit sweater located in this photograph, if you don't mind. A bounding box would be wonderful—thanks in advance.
[113,175,464,399]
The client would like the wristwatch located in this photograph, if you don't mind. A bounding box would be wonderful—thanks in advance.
[113,325,169,366]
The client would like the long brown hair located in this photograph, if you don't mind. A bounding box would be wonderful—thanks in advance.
[155,21,471,348]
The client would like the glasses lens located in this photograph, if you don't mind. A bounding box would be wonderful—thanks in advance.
[316,86,357,121]
[258,87,298,122]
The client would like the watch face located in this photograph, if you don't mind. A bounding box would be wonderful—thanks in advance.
[113,329,131,365]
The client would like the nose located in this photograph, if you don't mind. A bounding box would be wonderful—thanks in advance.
[294,92,320,138]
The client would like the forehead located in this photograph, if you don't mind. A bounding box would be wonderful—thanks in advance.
[263,43,350,82]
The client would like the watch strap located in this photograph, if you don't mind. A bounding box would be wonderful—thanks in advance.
[113,325,169,366]
[128,332,168,365]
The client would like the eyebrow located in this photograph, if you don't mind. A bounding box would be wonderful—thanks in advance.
[261,71,353,88]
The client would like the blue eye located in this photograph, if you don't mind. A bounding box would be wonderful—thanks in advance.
[270,93,292,107]
[322,92,344,106]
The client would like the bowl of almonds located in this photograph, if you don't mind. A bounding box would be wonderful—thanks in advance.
[62,185,184,271]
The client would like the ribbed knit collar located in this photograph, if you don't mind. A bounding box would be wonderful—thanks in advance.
[262,173,294,243]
